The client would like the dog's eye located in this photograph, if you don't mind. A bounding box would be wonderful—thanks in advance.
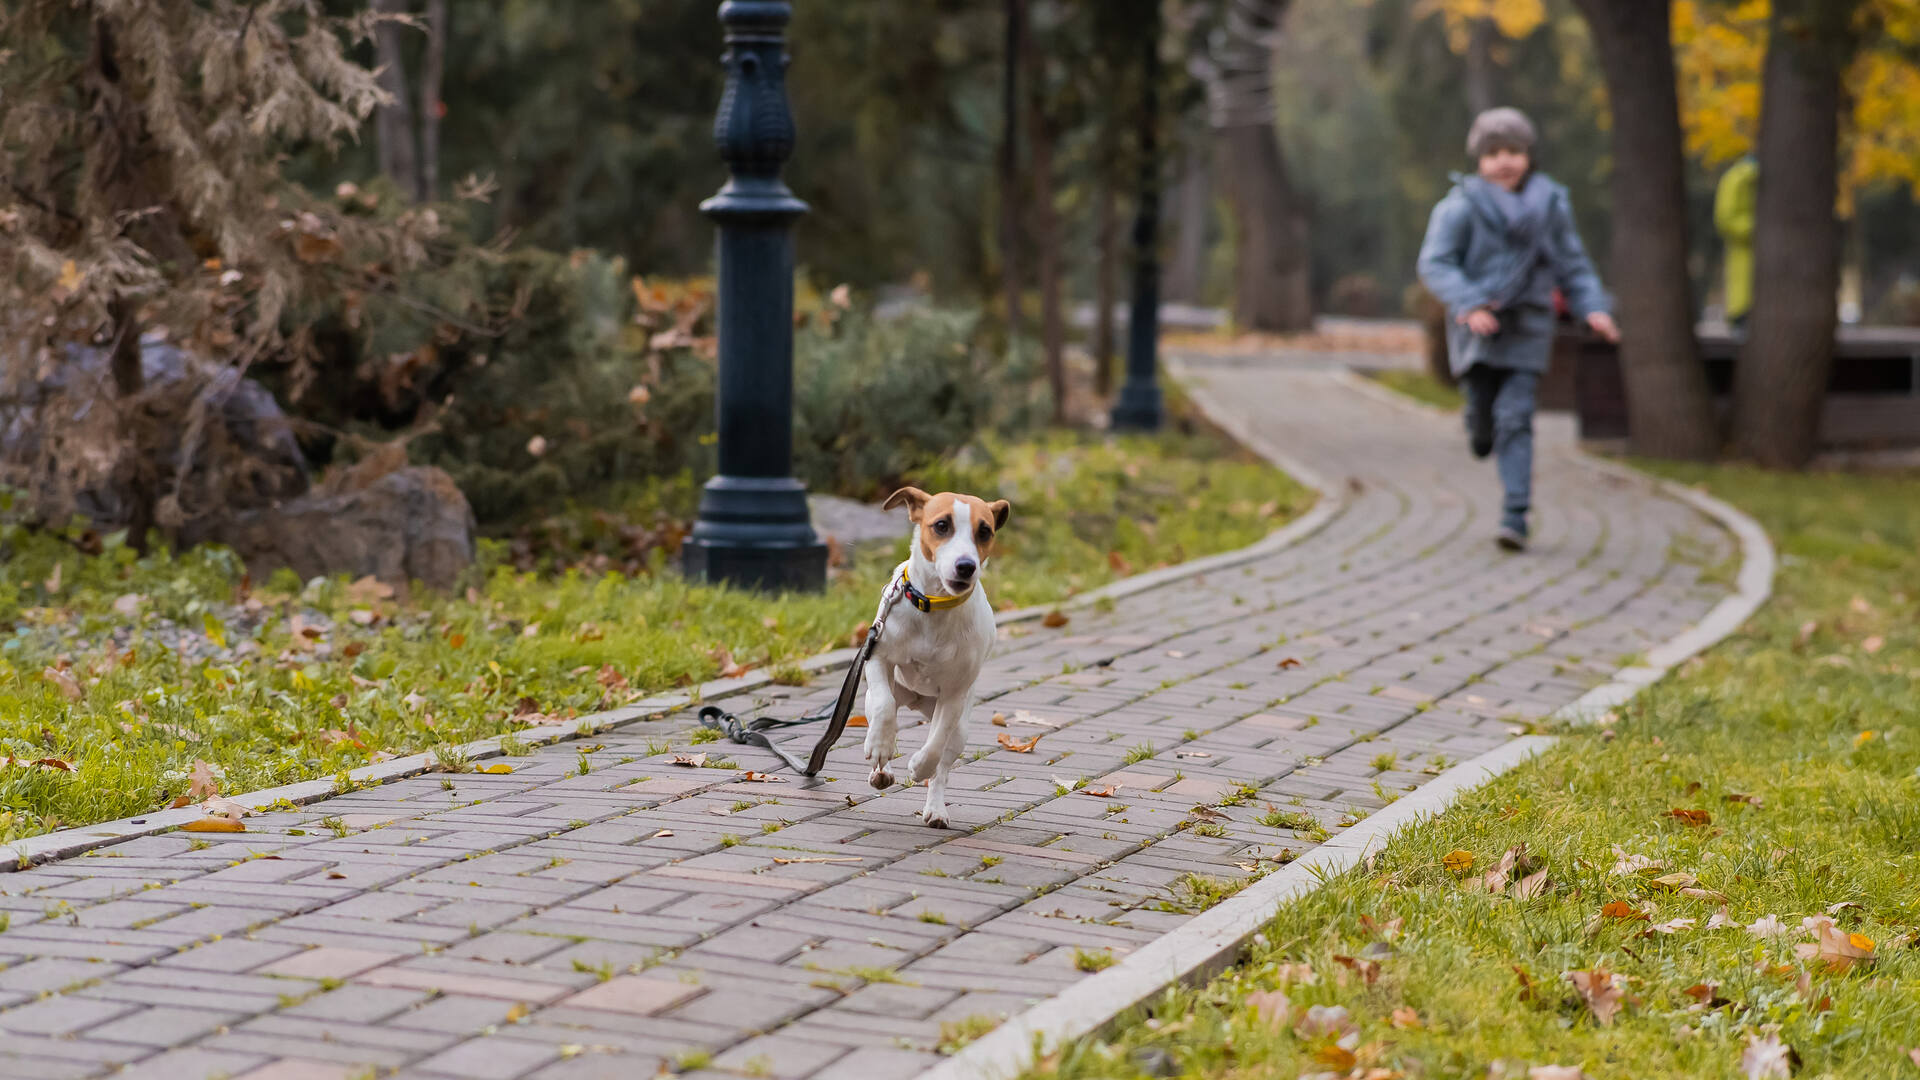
[932,517,951,536]
[976,524,992,544]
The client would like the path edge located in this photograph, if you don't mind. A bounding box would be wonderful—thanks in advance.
[918,363,1775,1080]
[1,412,1347,871]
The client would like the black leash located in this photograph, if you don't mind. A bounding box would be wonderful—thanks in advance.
[696,576,905,777]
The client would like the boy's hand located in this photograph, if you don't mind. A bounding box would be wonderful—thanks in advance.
[1586,311,1620,343]
[1459,308,1500,336]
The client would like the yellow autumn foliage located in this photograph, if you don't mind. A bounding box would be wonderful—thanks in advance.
[1673,0,1920,202]
[1415,0,1548,50]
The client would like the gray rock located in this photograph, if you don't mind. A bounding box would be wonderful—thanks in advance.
[808,493,906,547]
[216,465,476,590]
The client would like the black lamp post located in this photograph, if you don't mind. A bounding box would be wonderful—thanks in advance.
[1110,1,1164,433]
[683,0,827,591]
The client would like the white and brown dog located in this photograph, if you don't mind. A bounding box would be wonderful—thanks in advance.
[863,486,1011,828]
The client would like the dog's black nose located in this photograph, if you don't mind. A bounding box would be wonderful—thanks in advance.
[953,558,977,580]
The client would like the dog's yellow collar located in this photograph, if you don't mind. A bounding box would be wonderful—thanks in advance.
[900,568,970,612]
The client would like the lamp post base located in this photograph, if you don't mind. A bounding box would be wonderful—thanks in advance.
[1109,380,1163,432]
[682,475,827,592]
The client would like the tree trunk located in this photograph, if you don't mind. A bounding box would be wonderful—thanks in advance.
[373,0,420,198]
[1094,174,1120,397]
[1572,0,1718,460]
[1025,26,1066,424]
[1200,0,1312,333]
[1730,0,1860,467]
[1463,17,1499,116]
[999,0,1026,337]
[1219,121,1312,332]
[1164,132,1211,304]
[418,0,447,202]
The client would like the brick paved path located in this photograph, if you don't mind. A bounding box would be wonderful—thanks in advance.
[0,361,1733,1080]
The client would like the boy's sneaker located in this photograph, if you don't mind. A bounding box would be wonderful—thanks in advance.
[1496,518,1528,552]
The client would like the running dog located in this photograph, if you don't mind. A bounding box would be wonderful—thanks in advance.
[863,486,1011,828]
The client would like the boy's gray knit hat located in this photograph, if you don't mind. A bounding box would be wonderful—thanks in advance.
[1467,107,1537,157]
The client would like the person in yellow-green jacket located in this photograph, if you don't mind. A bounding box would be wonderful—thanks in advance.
[1715,155,1758,331]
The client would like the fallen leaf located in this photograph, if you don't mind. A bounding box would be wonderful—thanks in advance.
[112,593,145,616]
[1740,1032,1793,1079]
[739,772,787,783]
[1174,749,1213,759]
[1529,1068,1589,1080]
[997,733,1042,753]
[1725,792,1763,806]
[670,754,708,768]
[1601,901,1649,921]
[1080,785,1117,797]
[203,796,254,819]
[1042,611,1070,628]
[1315,1045,1358,1071]
[1826,900,1864,917]
[1646,917,1697,935]
[1748,914,1792,940]
[16,756,74,772]
[1796,922,1876,973]
[182,818,246,833]
[1006,710,1061,728]
[187,760,220,800]
[1855,730,1877,747]
[652,829,674,838]
[1358,915,1404,941]
[1513,868,1551,900]
[1707,907,1736,930]
[1566,968,1623,1026]
[1653,871,1700,890]
[1277,657,1302,669]
[1389,1006,1421,1029]
[41,667,82,701]
[1512,965,1537,1001]
[480,764,514,774]
[1246,988,1292,1030]
[1332,954,1380,985]
[1863,636,1885,655]
[1273,962,1317,985]
[504,1003,530,1023]
[1666,808,1712,827]
[1293,1003,1356,1039]
[990,713,1006,726]
[846,715,868,728]
[1442,849,1474,873]
[1908,1048,1920,1069]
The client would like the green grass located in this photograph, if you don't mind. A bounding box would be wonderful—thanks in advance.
[1030,464,1920,1080]
[1362,367,1465,411]
[0,431,1307,841]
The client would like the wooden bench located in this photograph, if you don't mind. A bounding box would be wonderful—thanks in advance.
[1569,324,1920,449]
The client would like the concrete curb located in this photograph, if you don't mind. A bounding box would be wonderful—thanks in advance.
[919,363,1776,1080]
[3,414,1349,872]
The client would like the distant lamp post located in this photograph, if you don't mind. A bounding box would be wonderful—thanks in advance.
[1110,0,1164,433]
[683,0,827,591]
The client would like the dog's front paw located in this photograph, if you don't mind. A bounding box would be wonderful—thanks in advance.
[917,803,949,829]
[907,747,939,783]
[868,767,895,790]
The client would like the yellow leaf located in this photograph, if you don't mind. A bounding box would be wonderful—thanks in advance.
[182,818,246,833]
[480,763,514,774]
[504,1002,530,1023]
[203,613,227,648]
[1442,849,1474,873]
[56,259,82,292]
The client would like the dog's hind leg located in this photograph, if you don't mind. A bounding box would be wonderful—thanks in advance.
[912,695,967,829]
[861,658,899,789]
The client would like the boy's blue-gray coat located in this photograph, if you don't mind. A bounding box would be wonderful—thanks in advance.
[1416,173,1611,376]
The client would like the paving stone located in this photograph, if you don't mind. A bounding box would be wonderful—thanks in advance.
[560,975,704,1016]
[407,1036,559,1079]
[257,946,402,980]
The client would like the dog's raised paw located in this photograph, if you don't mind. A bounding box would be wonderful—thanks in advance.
[868,768,894,790]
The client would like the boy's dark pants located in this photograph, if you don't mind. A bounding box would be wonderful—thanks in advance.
[1462,364,1538,532]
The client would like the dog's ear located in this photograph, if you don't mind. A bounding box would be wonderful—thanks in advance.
[883,486,932,522]
[987,499,1011,530]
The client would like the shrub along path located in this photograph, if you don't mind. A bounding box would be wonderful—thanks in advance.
[0,357,1733,1080]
